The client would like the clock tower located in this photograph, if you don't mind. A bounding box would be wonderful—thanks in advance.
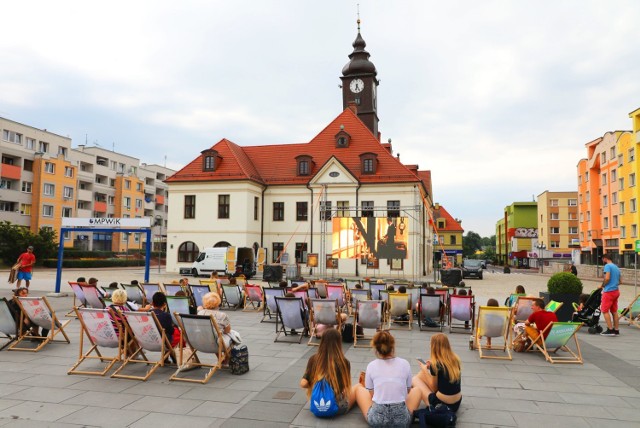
[341,19,379,137]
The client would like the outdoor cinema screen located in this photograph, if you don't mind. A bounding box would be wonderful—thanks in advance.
[331,217,408,260]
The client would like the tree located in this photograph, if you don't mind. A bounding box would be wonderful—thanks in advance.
[463,231,483,258]
[0,222,57,266]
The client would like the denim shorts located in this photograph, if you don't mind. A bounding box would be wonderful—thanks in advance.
[367,402,411,428]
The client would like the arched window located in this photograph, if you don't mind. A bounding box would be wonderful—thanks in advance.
[178,241,199,262]
[214,241,231,248]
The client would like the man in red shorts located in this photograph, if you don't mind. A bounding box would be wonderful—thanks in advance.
[524,298,558,345]
[600,254,621,336]
[16,246,36,289]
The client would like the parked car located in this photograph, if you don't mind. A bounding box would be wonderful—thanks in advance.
[462,259,483,279]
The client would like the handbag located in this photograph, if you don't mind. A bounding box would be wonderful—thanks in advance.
[415,403,457,427]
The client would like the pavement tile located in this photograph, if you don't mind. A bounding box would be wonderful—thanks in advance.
[129,412,217,428]
[226,379,270,392]
[585,418,640,428]
[15,374,85,389]
[535,401,615,418]
[557,392,632,407]
[121,381,195,398]
[230,400,304,423]
[9,386,83,404]
[469,397,539,413]
[188,401,243,419]
[0,385,29,399]
[57,405,147,427]
[66,377,140,393]
[511,412,588,428]
[60,391,144,409]
[180,388,253,403]
[0,402,84,422]
[221,418,289,428]
[123,395,203,414]
[456,408,517,426]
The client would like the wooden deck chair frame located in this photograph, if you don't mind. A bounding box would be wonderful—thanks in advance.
[545,300,564,314]
[326,285,347,312]
[262,288,285,323]
[243,284,263,312]
[308,299,341,346]
[448,294,475,334]
[473,306,512,360]
[68,307,126,376]
[66,281,87,317]
[620,294,640,328]
[80,284,106,309]
[418,294,445,332]
[222,284,243,310]
[387,293,412,330]
[512,296,537,324]
[274,297,308,343]
[111,310,175,381]
[0,297,18,350]
[9,296,70,352]
[525,322,583,364]
[170,313,228,384]
[354,300,384,348]
[189,284,211,308]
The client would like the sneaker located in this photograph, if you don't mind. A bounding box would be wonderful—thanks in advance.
[613,329,620,336]
[600,328,616,336]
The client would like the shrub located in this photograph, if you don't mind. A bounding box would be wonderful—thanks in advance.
[547,272,583,294]
[42,258,146,268]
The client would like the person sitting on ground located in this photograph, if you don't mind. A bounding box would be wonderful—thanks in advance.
[354,330,422,427]
[197,292,237,365]
[412,333,463,413]
[524,298,558,345]
[300,328,357,417]
[482,298,500,347]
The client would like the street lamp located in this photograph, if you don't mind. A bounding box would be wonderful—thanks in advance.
[155,215,163,274]
[536,242,546,273]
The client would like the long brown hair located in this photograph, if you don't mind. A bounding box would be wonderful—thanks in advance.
[372,330,395,358]
[429,333,461,383]
[307,329,351,397]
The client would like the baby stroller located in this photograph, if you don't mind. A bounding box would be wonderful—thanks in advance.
[572,288,602,334]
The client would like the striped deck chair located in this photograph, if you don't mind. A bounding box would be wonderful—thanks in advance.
[354,300,384,348]
[189,284,211,308]
[9,296,70,352]
[418,293,445,331]
[111,311,175,381]
[474,306,512,360]
[274,297,308,343]
[68,307,124,376]
[262,288,285,323]
[0,298,17,350]
[448,294,475,333]
[525,322,583,364]
[308,299,341,346]
[545,300,564,314]
[170,313,229,384]
[243,284,263,312]
[80,284,105,309]
[620,294,640,328]
[222,284,243,310]
[326,284,347,312]
[387,293,412,330]
[512,296,537,324]
[121,284,145,306]
[67,281,87,317]
[141,283,163,301]
[166,296,191,326]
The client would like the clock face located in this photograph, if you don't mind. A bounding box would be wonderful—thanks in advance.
[350,78,364,93]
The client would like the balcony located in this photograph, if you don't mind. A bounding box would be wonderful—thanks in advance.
[0,163,21,180]
[77,189,92,202]
[155,194,165,205]
[94,201,107,212]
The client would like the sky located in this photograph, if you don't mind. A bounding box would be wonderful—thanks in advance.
[2,1,639,237]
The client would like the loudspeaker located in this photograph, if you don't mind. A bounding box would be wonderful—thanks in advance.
[263,265,283,282]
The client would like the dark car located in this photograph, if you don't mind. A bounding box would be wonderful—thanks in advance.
[462,259,483,279]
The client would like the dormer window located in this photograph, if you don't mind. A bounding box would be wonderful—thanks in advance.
[201,149,219,172]
[360,152,378,174]
[296,155,313,176]
[335,129,351,148]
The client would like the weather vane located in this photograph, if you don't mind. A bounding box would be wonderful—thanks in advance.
[357,3,360,32]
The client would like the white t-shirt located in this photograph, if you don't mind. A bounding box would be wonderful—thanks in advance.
[365,357,412,404]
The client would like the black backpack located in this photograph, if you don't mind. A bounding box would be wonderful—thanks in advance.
[415,404,457,428]
[341,323,355,343]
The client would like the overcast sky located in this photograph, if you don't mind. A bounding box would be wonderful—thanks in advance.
[2,1,639,237]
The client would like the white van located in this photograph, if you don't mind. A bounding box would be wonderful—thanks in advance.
[191,246,258,278]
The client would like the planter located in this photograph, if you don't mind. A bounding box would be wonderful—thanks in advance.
[440,269,462,287]
[539,291,580,322]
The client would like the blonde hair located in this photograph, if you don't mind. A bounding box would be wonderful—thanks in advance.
[111,289,128,305]
[306,329,351,398]
[202,292,221,309]
[429,333,461,383]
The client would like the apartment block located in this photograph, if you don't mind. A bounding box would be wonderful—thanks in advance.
[537,190,579,258]
[495,202,537,268]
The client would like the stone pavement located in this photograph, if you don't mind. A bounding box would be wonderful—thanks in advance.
[0,268,639,427]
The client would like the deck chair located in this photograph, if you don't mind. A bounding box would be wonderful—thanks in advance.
[418,293,445,331]
[235,278,247,288]
[354,300,384,348]
[262,288,285,323]
[505,293,526,307]
[405,287,421,313]
[121,284,145,306]
[370,283,386,301]
[474,306,512,360]
[315,281,328,298]
[111,310,175,381]
[545,300,564,314]
[346,279,361,289]
[619,294,640,328]
[222,284,243,310]
[307,287,320,299]
[141,283,162,301]
[308,299,341,346]
[189,284,211,308]
[67,281,87,317]
[163,283,184,296]
[243,284,263,311]
[525,322,583,364]
[448,294,475,333]
[80,284,106,309]
[68,307,125,376]
[350,289,371,313]
[326,284,347,312]
[288,289,310,311]
[0,298,18,350]
[274,296,308,343]
[512,296,537,323]
[170,313,228,384]
[8,296,70,352]
[387,293,412,330]
[166,296,192,326]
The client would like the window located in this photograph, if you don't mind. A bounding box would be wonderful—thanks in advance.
[118,163,126,173]
[63,186,73,199]
[587,211,591,221]
[550,241,560,248]
[123,196,131,209]
[136,199,142,209]
[569,212,577,220]
[618,154,623,166]
[64,166,73,177]
[43,183,55,196]
[0,202,15,212]
[601,152,606,163]
[203,155,215,171]
[620,202,625,214]
[569,226,578,234]
[110,160,117,170]
[38,141,49,153]
[568,199,577,206]
[44,162,55,173]
[361,201,374,217]
[603,195,608,207]
[109,178,116,187]
[602,173,607,185]
[295,242,308,263]
[337,201,349,217]
[580,213,584,222]
[612,192,617,204]
[632,198,637,213]
[450,235,456,245]
[272,242,284,263]
[611,147,616,158]
[387,200,400,218]
[629,148,635,162]
[633,224,638,238]
[178,241,200,263]
[21,181,32,193]
[320,201,332,221]
[550,199,558,207]
[363,158,374,173]
[620,177,625,189]
[184,195,196,219]
[296,202,308,221]
[550,227,560,234]
[611,169,617,181]
[23,159,33,172]
[25,137,35,149]
[621,226,626,238]
[136,182,142,191]
[254,196,259,221]
[550,213,559,220]
[604,217,609,229]
[108,196,115,205]
[20,204,31,215]
[586,191,590,202]
[125,180,131,190]
[298,160,309,176]
[2,130,22,144]
[42,205,54,217]
[613,215,618,228]
[218,194,230,219]
[58,146,67,158]
[585,171,589,181]
[578,175,581,185]
[62,207,72,217]
[273,202,284,221]
[631,173,636,187]
[360,153,378,174]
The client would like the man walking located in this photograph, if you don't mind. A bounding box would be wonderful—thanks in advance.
[600,254,621,336]
[16,246,36,289]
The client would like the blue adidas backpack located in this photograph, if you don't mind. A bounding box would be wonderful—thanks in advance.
[310,378,339,417]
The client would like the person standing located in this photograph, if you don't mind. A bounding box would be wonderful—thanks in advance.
[600,254,621,336]
[570,262,578,276]
[16,246,36,288]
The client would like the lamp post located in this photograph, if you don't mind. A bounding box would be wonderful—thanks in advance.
[536,242,546,274]
[155,215,163,274]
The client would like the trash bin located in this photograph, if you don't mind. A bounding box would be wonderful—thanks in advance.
[440,269,462,287]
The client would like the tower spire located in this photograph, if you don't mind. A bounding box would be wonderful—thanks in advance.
[357,4,361,33]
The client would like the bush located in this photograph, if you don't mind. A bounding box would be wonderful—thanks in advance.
[42,258,146,268]
[547,272,583,294]
[64,250,117,259]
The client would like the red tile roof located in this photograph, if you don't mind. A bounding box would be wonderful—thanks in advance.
[434,204,464,232]
[166,108,423,186]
